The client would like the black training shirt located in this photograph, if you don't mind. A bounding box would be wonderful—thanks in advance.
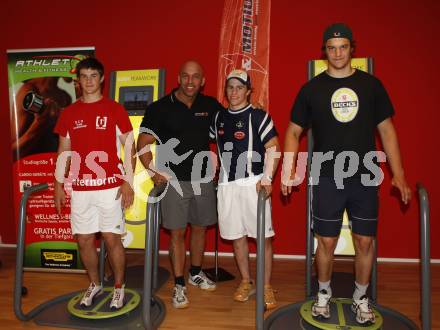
[290,70,394,177]
[140,89,224,181]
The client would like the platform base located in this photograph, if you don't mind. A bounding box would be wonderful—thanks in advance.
[264,300,418,330]
[300,298,382,329]
[67,287,141,319]
[34,290,166,330]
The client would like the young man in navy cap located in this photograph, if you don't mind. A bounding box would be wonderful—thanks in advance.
[210,69,280,309]
[281,23,411,324]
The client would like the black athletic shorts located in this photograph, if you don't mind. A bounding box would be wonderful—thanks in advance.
[312,177,378,237]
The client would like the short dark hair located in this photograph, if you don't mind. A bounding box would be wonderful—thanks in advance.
[75,57,104,78]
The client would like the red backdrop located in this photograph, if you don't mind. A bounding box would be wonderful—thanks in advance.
[0,0,438,259]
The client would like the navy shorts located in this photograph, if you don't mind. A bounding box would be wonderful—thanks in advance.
[312,177,378,237]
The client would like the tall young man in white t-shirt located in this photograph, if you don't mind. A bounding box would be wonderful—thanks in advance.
[54,57,136,309]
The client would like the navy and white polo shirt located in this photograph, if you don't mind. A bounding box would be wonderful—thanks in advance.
[210,104,278,183]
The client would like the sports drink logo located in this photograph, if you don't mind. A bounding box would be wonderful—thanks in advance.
[331,87,359,123]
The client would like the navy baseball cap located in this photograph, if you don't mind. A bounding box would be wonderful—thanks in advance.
[323,23,353,43]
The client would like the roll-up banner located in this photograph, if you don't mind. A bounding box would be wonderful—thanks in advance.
[8,47,95,269]
[217,0,271,110]
[109,69,165,249]
[309,58,373,256]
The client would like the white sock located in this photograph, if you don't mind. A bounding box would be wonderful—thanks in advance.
[318,280,332,296]
[353,281,369,301]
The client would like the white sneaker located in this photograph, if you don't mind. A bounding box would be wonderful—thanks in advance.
[311,289,331,319]
[110,285,125,310]
[172,284,189,309]
[188,271,216,291]
[80,282,102,307]
[352,295,375,324]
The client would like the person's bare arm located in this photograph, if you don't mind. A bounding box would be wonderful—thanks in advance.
[281,122,304,196]
[117,131,136,208]
[377,118,411,204]
[137,133,168,186]
[257,136,281,197]
[54,136,71,214]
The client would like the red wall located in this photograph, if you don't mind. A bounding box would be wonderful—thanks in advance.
[1,0,438,259]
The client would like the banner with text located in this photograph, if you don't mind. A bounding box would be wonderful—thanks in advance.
[217,0,271,109]
[8,47,95,269]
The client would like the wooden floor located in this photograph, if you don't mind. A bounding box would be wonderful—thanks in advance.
[1,247,439,329]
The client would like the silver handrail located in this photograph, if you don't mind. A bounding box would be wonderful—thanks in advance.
[14,183,49,320]
[152,197,161,291]
[417,183,431,330]
[305,131,313,298]
[256,189,267,330]
[142,184,165,330]
[99,239,106,285]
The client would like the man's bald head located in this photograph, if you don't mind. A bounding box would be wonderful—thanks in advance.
[179,60,204,77]
[177,60,206,100]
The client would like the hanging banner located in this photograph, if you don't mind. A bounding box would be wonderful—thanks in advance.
[217,0,271,109]
[109,69,165,248]
[309,58,373,256]
[8,47,95,269]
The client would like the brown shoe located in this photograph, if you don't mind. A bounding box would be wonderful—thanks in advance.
[233,281,255,302]
[264,285,277,310]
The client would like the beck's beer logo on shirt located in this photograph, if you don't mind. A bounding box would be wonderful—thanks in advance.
[331,88,359,123]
